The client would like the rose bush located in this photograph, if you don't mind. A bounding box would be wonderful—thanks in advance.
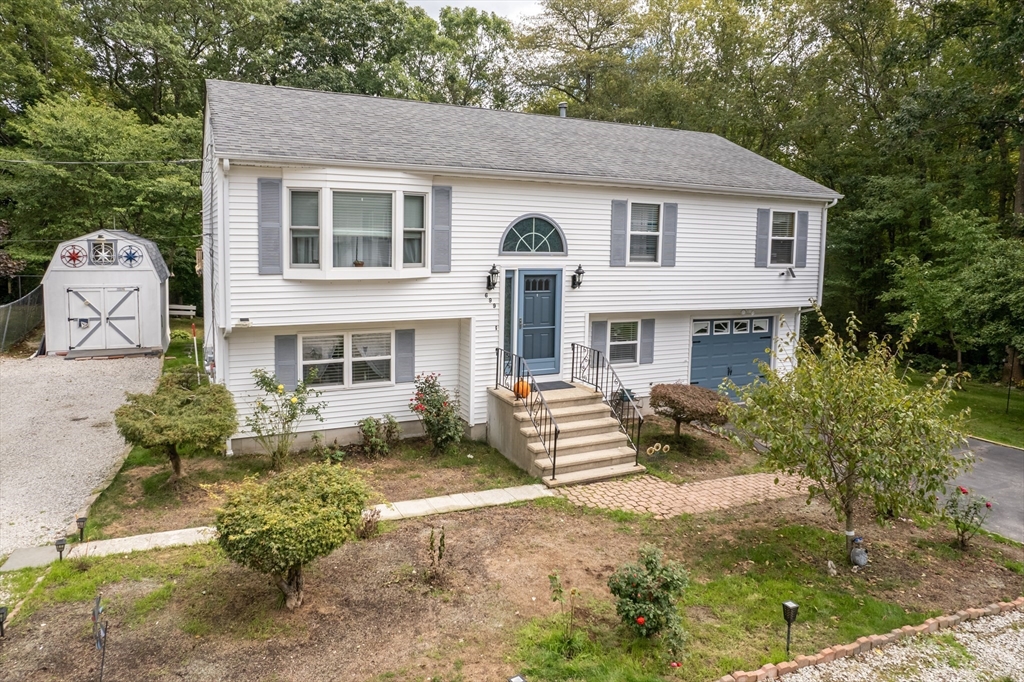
[607,546,688,651]
[943,485,992,549]
[409,373,462,455]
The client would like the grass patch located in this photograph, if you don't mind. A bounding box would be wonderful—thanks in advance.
[394,437,536,489]
[907,371,1023,447]
[637,427,730,482]
[933,632,973,668]
[129,581,175,622]
[162,319,203,374]
[1001,559,1024,575]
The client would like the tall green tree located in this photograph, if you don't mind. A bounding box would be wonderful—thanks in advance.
[432,7,516,108]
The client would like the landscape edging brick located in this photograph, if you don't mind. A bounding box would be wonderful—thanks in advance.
[713,596,1024,682]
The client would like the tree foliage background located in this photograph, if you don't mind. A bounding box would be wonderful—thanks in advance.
[0,0,1020,369]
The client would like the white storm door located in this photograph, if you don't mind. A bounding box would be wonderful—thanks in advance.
[67,288,106,350]
[104,287,141,348]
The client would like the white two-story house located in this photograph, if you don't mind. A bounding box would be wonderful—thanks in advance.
[202,79,840,484]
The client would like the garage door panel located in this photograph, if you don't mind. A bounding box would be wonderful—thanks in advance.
[690,317,773,394]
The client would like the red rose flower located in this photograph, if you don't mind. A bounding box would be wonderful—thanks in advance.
[985,502,992,508]
[636,616,645,625]
[958,486,968,494]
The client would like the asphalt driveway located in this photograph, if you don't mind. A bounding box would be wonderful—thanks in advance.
[957,438,1024,543]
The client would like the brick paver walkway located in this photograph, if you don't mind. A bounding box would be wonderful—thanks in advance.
[558,472,804,519]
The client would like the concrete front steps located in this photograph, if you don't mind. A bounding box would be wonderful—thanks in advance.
[488,383,645,487]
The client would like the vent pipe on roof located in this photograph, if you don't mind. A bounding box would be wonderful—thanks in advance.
[558,102,567,118]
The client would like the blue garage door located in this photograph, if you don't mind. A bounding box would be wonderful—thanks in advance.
[690,317,773,392]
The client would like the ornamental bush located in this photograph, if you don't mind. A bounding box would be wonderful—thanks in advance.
[216,463,372,609]
[245,368,327,471]
[115,369,237,480]
[649,383,728,436]
[409,373,462,455]
[944,485,992,549]
[358,414,401,458]
[607,546,688,650]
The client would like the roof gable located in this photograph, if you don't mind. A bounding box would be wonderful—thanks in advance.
[205,80,840,201]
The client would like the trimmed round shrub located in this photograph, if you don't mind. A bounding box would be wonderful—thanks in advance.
[216,463,372,609]
[649,383,728,435]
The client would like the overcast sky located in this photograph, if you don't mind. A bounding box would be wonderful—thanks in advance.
[412,0,543,20]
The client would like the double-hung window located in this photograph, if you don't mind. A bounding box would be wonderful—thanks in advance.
[301,331,392,386]
[333,192,393,268]
[290,190,320,266]
[609,321,639,364]
[403,195,425,266]
[770,211,796,265]
[629,203,660,263]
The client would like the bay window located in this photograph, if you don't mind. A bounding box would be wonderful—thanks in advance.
[290,190,320,266]
[403,195,425,265]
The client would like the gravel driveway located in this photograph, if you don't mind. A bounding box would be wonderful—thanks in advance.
[785,610,1024,681]
[0,355,161,557]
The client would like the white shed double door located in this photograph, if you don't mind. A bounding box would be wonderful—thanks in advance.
[67,287,141,350]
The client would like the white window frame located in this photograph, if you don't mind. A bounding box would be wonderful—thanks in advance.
[692,320,710,336]
[288,188,321,269]
[732,319,750,334]
[402,193,427,267]
[608,319,641,365]
[752,318,770,333]
[628,202,661,265]
[298,330,394,389]
[769,210,796,266]
[713,320,731,335]
[281,186,430,281]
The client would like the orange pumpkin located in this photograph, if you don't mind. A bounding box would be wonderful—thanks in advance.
[513,379,531,399]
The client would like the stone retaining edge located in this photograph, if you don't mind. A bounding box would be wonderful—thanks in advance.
[716,596,1024,682]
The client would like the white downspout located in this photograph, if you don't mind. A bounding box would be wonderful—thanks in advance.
[817,198,839,306]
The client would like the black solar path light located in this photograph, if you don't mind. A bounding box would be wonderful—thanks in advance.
[77,517,87,542]
[0,605,8,638]
[783,601,799,658]
[508,675,527,682]
[55,537,67,561]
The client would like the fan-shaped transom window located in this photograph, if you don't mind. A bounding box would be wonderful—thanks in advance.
[501,216,566,254]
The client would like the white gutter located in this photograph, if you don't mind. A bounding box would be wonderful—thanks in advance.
[213,150,844,203]
[817,197,839,305]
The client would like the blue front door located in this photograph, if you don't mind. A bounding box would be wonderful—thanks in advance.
[518,271,560,374]
[690,317,774,393]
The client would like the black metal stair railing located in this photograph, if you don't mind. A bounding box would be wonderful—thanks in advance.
[494,348,560,481]
[569,343,644,466]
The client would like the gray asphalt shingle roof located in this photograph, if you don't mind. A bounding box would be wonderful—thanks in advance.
[206,79,840,200]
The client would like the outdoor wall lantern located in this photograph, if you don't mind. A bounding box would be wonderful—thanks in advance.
[778,267,796,278]
[782,601,799,658]
[0,605,8,638]
[571,264,585,289]
[77,516,87,542]
[55,537,67,561]
[486,264,500,291]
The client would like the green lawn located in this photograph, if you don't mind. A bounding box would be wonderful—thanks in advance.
[908,371,1023,448]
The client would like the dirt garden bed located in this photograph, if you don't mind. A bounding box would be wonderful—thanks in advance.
[639,415,763,483]
[4,491,1020,681]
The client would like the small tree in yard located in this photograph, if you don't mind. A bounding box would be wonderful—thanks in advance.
[726,309,968,560]
[409,373,462,455]
[216,463,372,610]
[245,368,327,471]
[115,368,237,481]
[649,383,728,435]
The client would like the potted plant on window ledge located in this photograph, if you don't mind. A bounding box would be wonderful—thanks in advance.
[353,259,364,267]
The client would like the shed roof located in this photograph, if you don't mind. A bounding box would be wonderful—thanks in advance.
[205,80,840,201]
[104,230,170,281]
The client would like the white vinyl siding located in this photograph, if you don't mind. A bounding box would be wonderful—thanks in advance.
[628,203,660,263]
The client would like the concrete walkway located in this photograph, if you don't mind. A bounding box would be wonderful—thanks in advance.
[0,484,555,572]
[558,472,805,519]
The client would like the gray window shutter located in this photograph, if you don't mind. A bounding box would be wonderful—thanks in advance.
[591,320,607,355]
[755,208,770,268]
[395,329,415,383]
[431,186,452,273]
[274,334,298,390]
[795,210,809,268]
[258,178,283,275]
[610,200,627,267]
[640,318,655,365]
[661,203,677,267]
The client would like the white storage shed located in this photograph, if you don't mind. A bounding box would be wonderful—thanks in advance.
[42,230,170,355]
